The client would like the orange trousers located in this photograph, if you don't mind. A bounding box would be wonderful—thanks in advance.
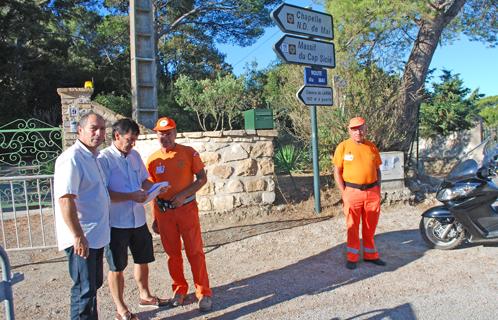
[342,185,381,262]
[153,201,212,298]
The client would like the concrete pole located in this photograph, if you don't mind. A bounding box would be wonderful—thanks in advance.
[130,0,158,128]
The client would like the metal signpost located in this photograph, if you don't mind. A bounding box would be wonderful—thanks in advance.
[272,3,335,214]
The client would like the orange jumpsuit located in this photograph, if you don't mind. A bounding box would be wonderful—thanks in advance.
[333,138,382,262]
[146,144,211,298]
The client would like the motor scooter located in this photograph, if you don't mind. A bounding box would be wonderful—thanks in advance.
[420,137,498,249]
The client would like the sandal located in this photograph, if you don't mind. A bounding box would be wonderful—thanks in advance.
[138,296,169,308]
[115,310,138,320]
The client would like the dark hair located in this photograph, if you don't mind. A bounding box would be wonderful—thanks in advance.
[111,118,140,140]
[78,111,104,128]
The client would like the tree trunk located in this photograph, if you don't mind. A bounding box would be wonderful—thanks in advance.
[398,0,467,150]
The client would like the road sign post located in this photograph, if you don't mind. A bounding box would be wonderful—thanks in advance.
[271,3,335,214]
[310,105,320,214]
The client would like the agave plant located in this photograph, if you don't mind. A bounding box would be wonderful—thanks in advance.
[275,144,305,173]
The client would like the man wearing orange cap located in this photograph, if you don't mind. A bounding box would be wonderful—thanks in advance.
[146,117,213,312]
[333,117,385,270]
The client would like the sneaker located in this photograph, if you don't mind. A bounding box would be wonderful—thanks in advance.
[198,296,212,312]
[170,293,186,307]
[115,311,138,320]
[138,296,169,309]
[364,258,386,266]
[346,261,357,270]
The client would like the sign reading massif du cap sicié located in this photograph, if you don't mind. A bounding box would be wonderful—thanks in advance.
[273,35,335,69]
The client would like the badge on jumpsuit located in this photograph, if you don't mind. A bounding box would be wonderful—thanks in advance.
[156,164,165,174]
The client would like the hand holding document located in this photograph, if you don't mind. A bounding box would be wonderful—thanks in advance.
[145,182,170,203]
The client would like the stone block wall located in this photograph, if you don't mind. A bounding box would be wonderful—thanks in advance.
[135,130,278,213]
[417,123,482,175]
[57,88,150,149]
[58,87,277,213]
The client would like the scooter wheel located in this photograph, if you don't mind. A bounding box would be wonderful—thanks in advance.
[419,217,466,250]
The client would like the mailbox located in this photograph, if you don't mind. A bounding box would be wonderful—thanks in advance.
[243,109,274,130]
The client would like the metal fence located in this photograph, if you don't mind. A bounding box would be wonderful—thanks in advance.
[0,175,57,251]
[0,245,24,319]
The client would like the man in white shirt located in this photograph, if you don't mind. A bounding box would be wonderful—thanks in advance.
[54,112,110,320]
[99,118,168,320]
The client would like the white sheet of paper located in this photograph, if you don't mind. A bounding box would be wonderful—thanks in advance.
[145,182,169,203]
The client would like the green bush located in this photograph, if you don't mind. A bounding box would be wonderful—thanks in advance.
[94,93,132,117]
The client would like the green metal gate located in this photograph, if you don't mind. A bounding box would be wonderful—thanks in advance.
[0,119,62,251]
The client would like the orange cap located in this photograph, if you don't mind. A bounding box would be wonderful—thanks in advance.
[348,117,366,128]
[153,117,177,131]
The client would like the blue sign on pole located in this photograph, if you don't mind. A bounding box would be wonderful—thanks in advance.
[304,67,328,86]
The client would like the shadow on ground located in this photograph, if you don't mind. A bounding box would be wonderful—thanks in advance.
[139,229,427,320]
[332,302,417,320]
[274,173,336,205]
[202,216,332,254]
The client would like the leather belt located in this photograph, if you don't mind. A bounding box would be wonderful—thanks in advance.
[344,181,379,190]
[156,194,196,212]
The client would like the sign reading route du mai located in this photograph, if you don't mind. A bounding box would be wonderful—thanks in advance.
[304,67,327,86]
[273,34,335,69]
[271,3,334,40]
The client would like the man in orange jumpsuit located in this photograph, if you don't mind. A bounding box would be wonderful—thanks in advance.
[146,116,213,311]
[333,117,386,270]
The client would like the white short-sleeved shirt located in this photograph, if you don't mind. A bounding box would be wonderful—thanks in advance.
[99,144,149,229]
[54,140,110,251]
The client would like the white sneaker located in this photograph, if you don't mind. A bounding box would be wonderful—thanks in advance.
[198,296,212,312]
[170,293,186,307]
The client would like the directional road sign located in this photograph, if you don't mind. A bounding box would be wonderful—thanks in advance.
[297,86,333,106]
[274,35,335,69]
[271,3,334,40]
[304,67,327,86]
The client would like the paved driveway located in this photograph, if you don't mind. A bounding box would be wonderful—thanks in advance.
[4,204,498,319]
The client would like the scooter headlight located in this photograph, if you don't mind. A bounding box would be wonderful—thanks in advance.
[436,183,480,201]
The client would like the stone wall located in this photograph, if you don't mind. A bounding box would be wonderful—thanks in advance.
[417,123,482,175]
[135,131,277,213]
[57,88,150,149]
[58,87,277,213]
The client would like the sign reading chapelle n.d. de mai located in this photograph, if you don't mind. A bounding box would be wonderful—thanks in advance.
[271,3,334,40]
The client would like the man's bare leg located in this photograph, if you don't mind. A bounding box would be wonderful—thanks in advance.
[134,263,154,300]
[108,271,128,315]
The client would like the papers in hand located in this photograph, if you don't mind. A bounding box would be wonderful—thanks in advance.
[145,182,169,203]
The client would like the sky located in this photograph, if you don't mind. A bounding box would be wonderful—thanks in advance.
[218,1,498,97]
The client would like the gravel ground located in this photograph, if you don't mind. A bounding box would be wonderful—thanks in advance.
[3,203,498,320]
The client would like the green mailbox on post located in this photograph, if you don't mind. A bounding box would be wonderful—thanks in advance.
[243,108,274,130]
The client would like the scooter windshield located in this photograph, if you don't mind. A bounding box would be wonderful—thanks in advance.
[447,137,498,180]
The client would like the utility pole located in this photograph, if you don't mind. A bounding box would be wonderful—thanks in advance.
[130,0,157,128]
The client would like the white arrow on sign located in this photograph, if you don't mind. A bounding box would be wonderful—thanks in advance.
[296,85,333,106]
[271,3,334,40]
[273,35,335,69]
